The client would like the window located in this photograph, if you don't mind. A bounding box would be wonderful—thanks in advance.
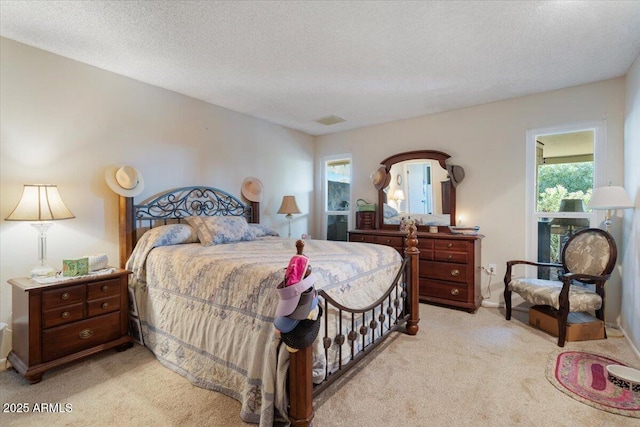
[323,156,351,241]
[525,122,606,278]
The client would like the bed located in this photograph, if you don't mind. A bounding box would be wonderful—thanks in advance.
[118,186,420,426]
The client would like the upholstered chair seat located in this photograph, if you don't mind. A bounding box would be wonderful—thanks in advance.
[504,228,617,347]
[508,279,602,312]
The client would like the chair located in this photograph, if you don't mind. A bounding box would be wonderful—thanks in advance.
[504,228,617,347]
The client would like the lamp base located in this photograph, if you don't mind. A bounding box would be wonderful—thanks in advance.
[30,264,56,278]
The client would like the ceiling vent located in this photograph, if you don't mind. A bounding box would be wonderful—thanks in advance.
[314,115,346,126]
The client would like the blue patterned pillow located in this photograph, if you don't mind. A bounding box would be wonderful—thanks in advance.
[249,223,280,238]
[186,216,254,246]
[383,203,399,218]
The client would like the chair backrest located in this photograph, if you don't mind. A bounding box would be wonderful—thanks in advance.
[561,228,617,281]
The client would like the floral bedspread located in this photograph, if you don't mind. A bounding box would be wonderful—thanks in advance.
[126,227,402,426]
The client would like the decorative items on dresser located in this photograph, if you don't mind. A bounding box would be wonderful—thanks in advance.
[7,269,133,383]
[349,229,483,312]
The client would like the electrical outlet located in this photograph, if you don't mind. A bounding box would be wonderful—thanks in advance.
[488,264,497,275]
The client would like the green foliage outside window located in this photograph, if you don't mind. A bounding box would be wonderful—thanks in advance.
[537,162,593,262]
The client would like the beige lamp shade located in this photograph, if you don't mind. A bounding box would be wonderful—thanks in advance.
[588,185,634,210]
[393,189,405,201]
[277,196,301,215]
[5,184,75,221]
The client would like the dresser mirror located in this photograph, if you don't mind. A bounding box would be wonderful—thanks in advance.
[377,150,456,229]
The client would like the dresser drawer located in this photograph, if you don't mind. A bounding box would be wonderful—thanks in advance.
[87,278,121,300]
[434,240,468,252]
[419,279,468,302]
[42,303,84,328]
[416,239,435,250]
[41,312,121,362]
[349,234,375,243]
[419,261,468,283]
[374,235,404,247]
[434,251,468,263]
[42,285,85,310]
[87,295,120,317]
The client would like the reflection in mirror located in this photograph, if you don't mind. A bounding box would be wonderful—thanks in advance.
[377,150,456,228]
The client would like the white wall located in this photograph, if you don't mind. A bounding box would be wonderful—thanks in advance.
[623,52,640,352]
[315,78,627,323]
[0,38,314,357]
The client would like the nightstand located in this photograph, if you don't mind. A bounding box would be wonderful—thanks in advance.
[7,268,133,383]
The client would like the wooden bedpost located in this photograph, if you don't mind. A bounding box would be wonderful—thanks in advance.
[288,346,314,427]
[405,222,420,335]
[118,195,134,269]
[288,238,314,426]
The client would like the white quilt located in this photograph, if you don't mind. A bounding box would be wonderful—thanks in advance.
[126,226,402,426]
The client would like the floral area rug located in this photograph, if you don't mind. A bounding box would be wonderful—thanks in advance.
[546,350,640,418]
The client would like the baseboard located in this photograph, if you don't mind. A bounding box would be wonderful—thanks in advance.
[619,324,640,360]
[481,299,529,313]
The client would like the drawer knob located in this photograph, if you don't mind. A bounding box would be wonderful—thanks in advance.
[79,329,94,340]
[101,302,109,309]
[61,292,70,300]
[447,243,453,248]
[386,239,391,243]
[101,285,109,292]
[447,255,453,260]
[450,269,460,277]
[61,311,70,319]
[451,288,460,296]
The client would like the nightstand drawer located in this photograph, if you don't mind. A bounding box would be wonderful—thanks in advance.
[42,303,84,328]
[42,312,121,362]
[87,279,121,300]
[87,295,120,317]
[42,285,85,310]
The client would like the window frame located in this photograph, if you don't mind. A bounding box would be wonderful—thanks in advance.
[525,121,607,267]
[321,154,352,240]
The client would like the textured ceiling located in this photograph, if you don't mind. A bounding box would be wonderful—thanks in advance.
[2,1,640,136]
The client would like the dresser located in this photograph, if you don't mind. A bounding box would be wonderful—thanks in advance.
[7,269,133,383]
[349,229,483,312]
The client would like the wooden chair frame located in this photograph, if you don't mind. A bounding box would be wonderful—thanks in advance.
[503,227,617,347]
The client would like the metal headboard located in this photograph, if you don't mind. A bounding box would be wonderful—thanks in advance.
[119,186,260,268]
[135,186,254,222]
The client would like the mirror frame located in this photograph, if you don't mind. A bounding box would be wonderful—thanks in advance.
[377,150,456,230]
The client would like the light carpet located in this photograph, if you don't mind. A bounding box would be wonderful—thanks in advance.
[1,304,638,427]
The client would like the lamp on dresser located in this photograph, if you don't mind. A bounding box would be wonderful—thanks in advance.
[5,184,75,277]
[277,195,301,238]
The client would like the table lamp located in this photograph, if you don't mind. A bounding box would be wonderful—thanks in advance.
[393,189,405,212]
[588,184,634,233]
[277,195,301,238]
[5,184,75,277]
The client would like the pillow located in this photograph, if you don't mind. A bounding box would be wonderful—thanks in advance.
[186,216,255,246]
[126,223,199,281]
[383,203,399,218]
[249,223,280,238]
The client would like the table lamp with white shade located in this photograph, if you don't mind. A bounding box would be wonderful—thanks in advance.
[5,184,75,277]
[392,189,405,212]
[277,195,301,238]
[588,184,634,233]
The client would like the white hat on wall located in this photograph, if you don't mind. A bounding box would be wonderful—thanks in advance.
[105,165,145,197]
[241,177,264,202]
